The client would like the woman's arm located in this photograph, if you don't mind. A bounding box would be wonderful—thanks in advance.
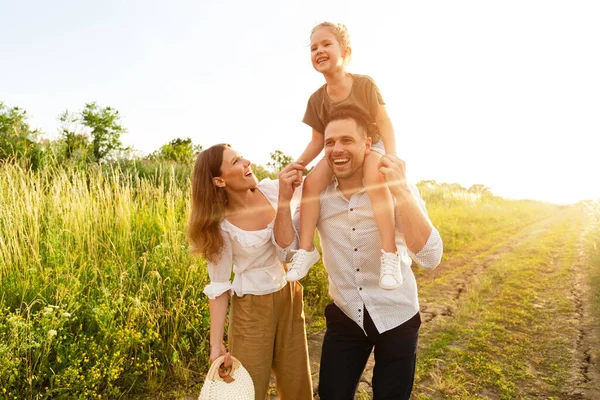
[376,104,396,155]
[209,292,229,363]
[273,162,305,249]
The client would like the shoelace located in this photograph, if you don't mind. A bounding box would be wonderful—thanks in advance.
[291,250,306,269]
[380,253,398,275]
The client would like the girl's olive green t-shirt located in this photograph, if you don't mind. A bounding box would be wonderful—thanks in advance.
[302,73,385,142]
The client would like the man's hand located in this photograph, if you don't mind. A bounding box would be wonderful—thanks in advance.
[278,162,305,204]
[378,154,411,199]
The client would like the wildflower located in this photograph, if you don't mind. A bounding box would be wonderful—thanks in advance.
[48,329,57,337]
[62,312,71,318]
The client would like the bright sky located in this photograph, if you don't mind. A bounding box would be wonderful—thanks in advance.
[1,0,598,204]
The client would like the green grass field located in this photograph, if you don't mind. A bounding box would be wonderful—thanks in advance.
[1,161,598,399]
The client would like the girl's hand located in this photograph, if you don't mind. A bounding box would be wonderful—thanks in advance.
[378,154,411,198]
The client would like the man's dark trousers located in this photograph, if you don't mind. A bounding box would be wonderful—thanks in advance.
[318,303,421,400]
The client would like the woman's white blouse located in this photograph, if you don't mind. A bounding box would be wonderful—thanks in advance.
[203,179,288,299]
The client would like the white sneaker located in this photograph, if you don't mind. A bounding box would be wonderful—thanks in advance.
[379,250,403,290]
[287,248,320,282]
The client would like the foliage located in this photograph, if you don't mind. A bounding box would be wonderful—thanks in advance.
[0,163,208,398]
[266,149,293,173]
[58,109,92,163]
[0,102,43,168]
[149,138,202,164]
[251,164,278,181]
[80,102,127,161]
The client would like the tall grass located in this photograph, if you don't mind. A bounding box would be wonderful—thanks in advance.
[0,162,208,398]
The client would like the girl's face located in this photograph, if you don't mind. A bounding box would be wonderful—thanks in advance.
[310,27,347,74]
[214,148,256,192]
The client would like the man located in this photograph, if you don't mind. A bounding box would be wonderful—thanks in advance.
[274,106,443,399]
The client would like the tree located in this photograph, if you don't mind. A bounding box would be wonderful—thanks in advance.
[0,102,42,167]
[58,109,90,161]
[80,102,126,161]
[266,150,294,173]
[468,184,492,196]
[150,138,200,163]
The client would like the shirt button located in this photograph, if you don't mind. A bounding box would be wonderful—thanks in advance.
[359,287,362,290]
[354,248,358,251]
[356,268,360,272]
[352,228,356,231]
[350,208,354,211]
[358,309,362,312]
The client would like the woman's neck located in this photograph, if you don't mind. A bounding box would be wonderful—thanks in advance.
[225,188,256,214]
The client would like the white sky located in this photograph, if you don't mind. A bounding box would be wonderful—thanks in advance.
[1,0,598,204]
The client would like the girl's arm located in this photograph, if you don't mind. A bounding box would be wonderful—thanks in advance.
[297,129,324,166]
[376,105,396,155]
[209,292,229,363]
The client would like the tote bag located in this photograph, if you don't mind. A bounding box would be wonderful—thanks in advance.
[198,355,255,400]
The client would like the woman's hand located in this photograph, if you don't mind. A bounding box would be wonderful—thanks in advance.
[278,162,305,203]
[210,342,227,364]
[210,343,233,378]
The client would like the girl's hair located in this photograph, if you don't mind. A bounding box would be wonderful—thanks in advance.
[188,143,231,263]
[311,21,351,59]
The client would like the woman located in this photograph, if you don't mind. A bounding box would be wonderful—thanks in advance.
[188,143,312,400]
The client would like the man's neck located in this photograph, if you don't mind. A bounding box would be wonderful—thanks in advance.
[336,173,364,200]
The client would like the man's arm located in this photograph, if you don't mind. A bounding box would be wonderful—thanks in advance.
[378,154,443,268]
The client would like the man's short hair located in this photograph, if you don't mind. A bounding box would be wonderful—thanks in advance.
[326,106,379,140]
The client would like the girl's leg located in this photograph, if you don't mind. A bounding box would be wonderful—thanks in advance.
[364,151,397,253]
[363,151,403,289]
[287,158,332,282]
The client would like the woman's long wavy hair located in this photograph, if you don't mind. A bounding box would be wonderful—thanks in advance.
[188,143,230,262]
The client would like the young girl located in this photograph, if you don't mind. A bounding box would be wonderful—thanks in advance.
[286,21,403,290]
[188,144,312,400]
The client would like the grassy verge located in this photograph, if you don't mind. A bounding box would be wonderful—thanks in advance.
[413,207,582,399]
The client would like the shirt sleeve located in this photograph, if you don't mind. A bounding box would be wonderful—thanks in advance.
[203,233,234,299]
[302,91,325,133]
[408,228,443,269]
[398,184,444,269]
[363,76,385,121]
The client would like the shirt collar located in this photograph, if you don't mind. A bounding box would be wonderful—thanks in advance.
[330,176,367,197]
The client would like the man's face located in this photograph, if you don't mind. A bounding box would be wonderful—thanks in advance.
[324,118,371,180]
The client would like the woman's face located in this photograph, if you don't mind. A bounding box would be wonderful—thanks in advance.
[215,147,257,191]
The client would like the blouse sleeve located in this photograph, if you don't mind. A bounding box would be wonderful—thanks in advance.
[203,232,234,299]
